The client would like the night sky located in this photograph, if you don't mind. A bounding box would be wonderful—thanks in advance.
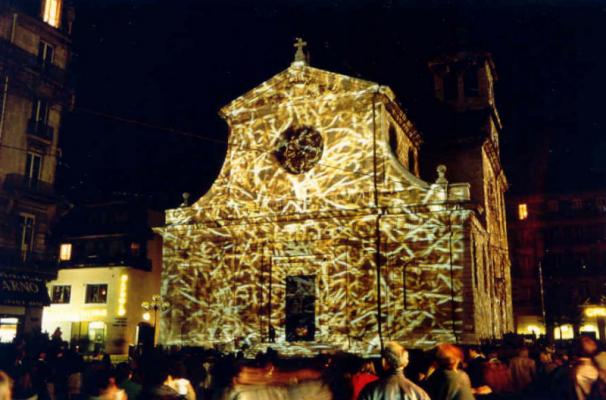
[58,0,606,209]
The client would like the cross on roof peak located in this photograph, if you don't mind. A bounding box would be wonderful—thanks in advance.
[293,37,308,65]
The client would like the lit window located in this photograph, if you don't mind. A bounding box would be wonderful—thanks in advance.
[51,285,71,303]
[59,243,72,261]
[130,242,140,256]
[42,0,62,28]
[518,203,528,220]
[85,284,108,304]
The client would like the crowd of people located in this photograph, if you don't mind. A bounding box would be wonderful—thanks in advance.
[0,330,606,399]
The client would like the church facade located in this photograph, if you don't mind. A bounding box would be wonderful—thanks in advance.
[157,48,512,355]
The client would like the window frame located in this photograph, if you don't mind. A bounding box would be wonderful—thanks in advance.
[85,284,108,304]
[17,213,35,260]
[51,285,71,304]
[25,152,42,188]
[42,0,62,28]
[38,40,54,69]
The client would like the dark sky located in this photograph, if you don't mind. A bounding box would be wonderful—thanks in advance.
[58,0,606,208]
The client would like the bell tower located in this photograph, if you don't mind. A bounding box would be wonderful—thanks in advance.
[428,52,501,151]
[425,51,513,333]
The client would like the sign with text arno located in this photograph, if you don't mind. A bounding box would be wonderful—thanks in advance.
[0,271,50,306]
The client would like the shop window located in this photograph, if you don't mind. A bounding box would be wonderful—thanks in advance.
[88,321,106,353]
[42,0,62,28]
[554,324,574,340]
[17,214,35,260]
[51,285,71,304]
[85,284,107,304]
[0,317,20,343]
[285,275,315,342]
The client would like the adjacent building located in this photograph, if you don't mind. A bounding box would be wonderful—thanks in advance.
[508,191,606,341]
[42,200,163,354]
[157,45,513,355]
[0,0,74,341]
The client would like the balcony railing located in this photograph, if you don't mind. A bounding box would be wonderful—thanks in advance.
[27,119,54,141]
[0,246,58,273]
[3,174,55,199]
[0,38,68,85]
[60,255,152,271]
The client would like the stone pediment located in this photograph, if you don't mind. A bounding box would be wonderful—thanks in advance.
[220,63,395,120]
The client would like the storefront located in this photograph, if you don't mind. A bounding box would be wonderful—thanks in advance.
[0,270,51,342]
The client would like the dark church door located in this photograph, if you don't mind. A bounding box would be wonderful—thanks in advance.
[285,275,315,341]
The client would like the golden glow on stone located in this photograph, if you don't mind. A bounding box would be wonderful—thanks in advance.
[157,64,511,354]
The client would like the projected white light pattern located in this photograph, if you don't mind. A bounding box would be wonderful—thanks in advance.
[157,63,512,355]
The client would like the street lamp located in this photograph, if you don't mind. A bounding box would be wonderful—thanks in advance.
[141,294,169,345]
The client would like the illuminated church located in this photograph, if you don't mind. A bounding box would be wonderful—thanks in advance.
[157,40,512,354]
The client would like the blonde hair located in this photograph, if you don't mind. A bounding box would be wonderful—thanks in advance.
[382,341,409,370]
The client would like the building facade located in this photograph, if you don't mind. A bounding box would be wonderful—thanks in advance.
[508,191,606,341]
[42,200,163,354]
[158,48,513,355]
[0,0,74,341]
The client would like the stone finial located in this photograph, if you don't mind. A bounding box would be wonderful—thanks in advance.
[293,37,308,64]
[436,164,448,185]
[180,192,190,207]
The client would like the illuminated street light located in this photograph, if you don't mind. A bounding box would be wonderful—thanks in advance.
[141,294,169,344]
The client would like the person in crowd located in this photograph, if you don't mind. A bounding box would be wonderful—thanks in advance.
[589,351,606,400]
[67,351,85,400]
[351,359,378,400]
[87,369,126,400]
[482,351,512,395]
[0,371,12,400]
[358,341,430,400]
[422,343,474,400]
[572,336,599,400]
[140,357,179,400]
[508,347,536,393]
[116,362,141,400]
[465,347,486,388]
[463,348,492,397]
[165,361,196,400]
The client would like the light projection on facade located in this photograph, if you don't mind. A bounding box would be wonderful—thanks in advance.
[157,54,513,355]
